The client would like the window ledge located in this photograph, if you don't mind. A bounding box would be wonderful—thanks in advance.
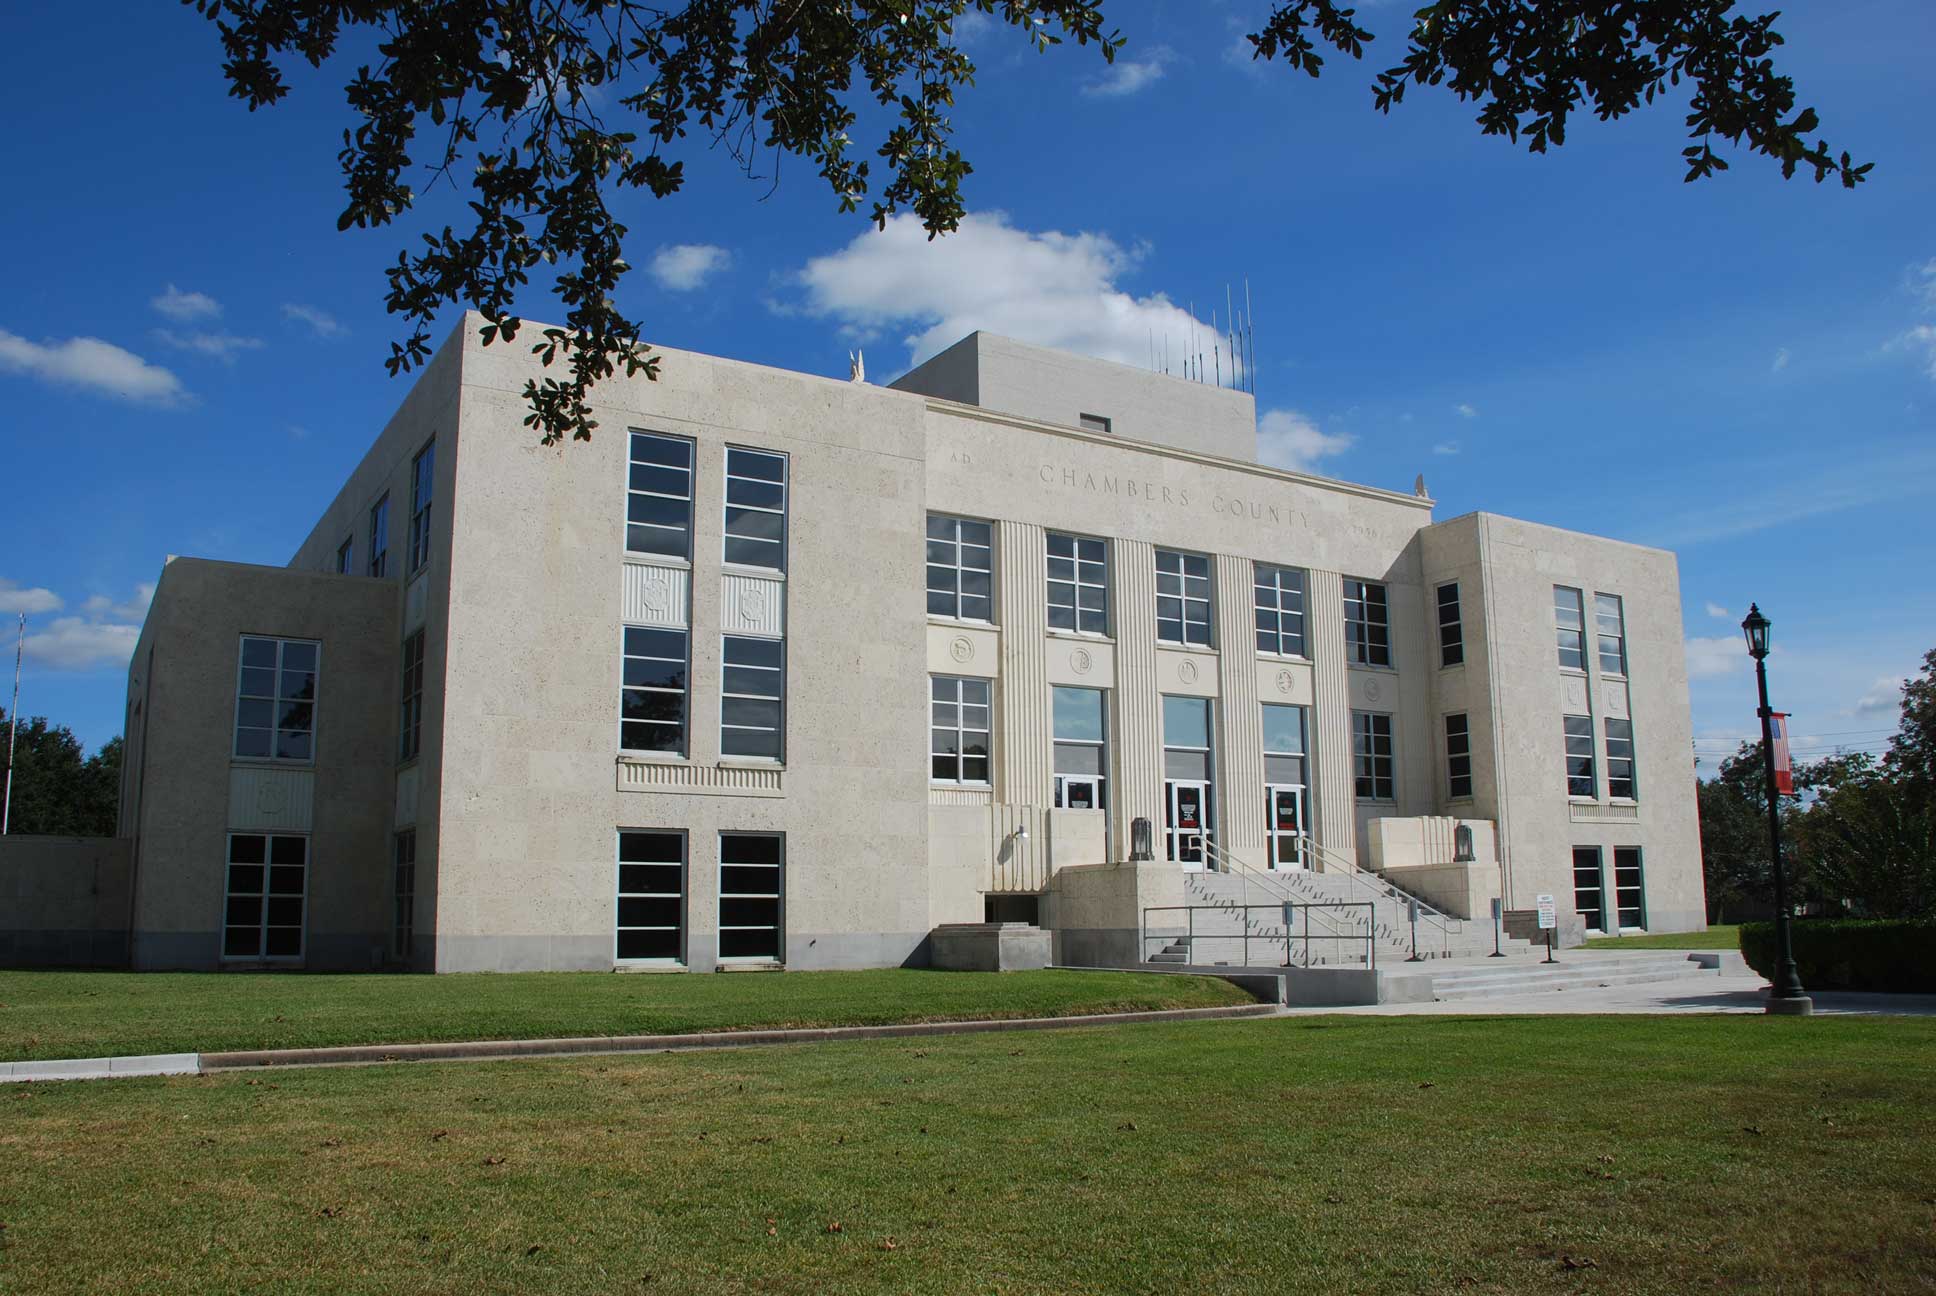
[617,752,690,766]
[931,782,993,791]
[624,553,693,571]
[1045,629,1114,644]
[229,757,317,771]
[719,758,786,771]
[1347,662,1398,673]
[1156,641,1218,653]
[928,615,999,631]
[723,562,787,581]
[1559,667,1590,678]
[1256,651,1311,665]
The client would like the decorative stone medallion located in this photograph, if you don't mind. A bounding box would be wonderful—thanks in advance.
[949,636,974,663]
[1177,658,1200,685]
[1275,668,1295,696]
[1363,677,1383,702]
[255,780,288,815]
[1070,647,1094,676]
[737,583,768,623]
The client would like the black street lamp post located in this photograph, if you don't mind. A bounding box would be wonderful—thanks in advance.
[1741,604,1812,1016]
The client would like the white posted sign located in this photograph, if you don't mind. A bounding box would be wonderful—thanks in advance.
[1535,894,1558,930]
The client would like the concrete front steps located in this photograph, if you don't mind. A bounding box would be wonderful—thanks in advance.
[1426,951,1721,1001]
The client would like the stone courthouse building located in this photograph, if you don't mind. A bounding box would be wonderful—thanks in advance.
[101,319,1704,972]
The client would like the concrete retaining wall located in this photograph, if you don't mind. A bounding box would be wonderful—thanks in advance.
[0,836,133,967]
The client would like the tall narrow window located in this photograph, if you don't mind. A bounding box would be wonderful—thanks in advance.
[1262,703,1308,868]
[368,495,389,578]
[930,676,991,785]
[398,631,425,762]
[1572,846,1606,934]
[1052,686,1107,809]
[407,440,435,574]
[1352,711,1395,800]
[1155,550,1212,646]
[616,829,685,963]
[1254,565,1308,658]
[1595,593,1627,676]
[1162,696,1215,863]
[926,515,993,621]
[335,536,354,575]
[1605,718,1636,799]
[1445,713,1472,800]
[1564,714,1596,797]
[621,627,689,755]
[627,432,694,559]
[234,636,318,762]
[719,833,784,962]
[223,833,307,961]
[1612,847,1646,929]
[1436,582,1464,667]
[1554,586,1586,670]
[1344,579,1391,667]
[393,830,416,960]
[724,447,788,570]
[721,636,784,760]
[1046,533,1107,634]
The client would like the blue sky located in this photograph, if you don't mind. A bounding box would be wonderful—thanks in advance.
[2,1,1932,771]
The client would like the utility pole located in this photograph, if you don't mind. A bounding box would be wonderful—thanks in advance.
[3,612,22,835]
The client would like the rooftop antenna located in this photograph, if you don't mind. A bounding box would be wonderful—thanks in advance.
[1213,307,1221,389]
[3,613,22,836]
[1244,279,1257,396]
[1225,283,1237,391]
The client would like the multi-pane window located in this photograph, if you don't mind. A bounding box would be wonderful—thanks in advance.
[1436,582,1464,667]
[1254,565,1308,658]
[1046,533,1107,634]
[724,447,788,570]
[234,636,318,761]
[398,630,425,762]
[931,676,992,784]
[1155,550,1212,646]
[621,627,689,754]
[1343,579,1391,667]
[627,432,695,559]
[1612,846,1646,929]
[721,636,784,760]
[926,515,993,621]
[1262,703,1308,868]
[393,830,416,960]
[1162,695,1215,864]
[616,830,685,962]
[1554,586,1586,670]
[1564,714,1596,797]
[368,495,389,578]
[1572,846,1605,934]
[1078,412,1112,434]
[719,833,784,962]
[1352,711,1395,800]
[408,440,435,575]
[1052,686,1106,809]
[1605,718,1636,799]
[1595,593,1628,676]
[1445,712,1473,800]
[223,833,307,960]
[335,536,354,575]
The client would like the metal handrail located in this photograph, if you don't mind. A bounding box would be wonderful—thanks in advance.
[1141,902,1377,969]
[1284,834,1466,934]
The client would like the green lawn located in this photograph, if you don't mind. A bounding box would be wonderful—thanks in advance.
[0,968,1250,1062]
[2,1015,1931,1294]
[1584,923,1742,950]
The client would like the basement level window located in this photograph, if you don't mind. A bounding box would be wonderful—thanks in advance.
[1078,412,1112,434]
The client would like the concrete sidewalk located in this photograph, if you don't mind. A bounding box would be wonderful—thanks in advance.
[1289,973,1936,1016]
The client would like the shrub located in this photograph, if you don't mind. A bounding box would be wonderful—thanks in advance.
[1740,919,1936,993]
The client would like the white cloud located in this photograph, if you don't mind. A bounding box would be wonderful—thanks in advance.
[1432,441,1460,456]
[0,329,187,406]
[0,579,63,616]
[1257,409,1353,473]
[151,284,221,322]
[1893,323,1936,380]
[1911,257,1936,311]
[79,583,155,624]
[152,329,265,363]
[1455,402,1478,419]
[1704,601,1730,620]
[20,582,154,672]
[1771,347,1790,372]
[649,243,733,293]
[1685,634,1748,681]
[792,211,1244,381]
[1850,675,1903,718]
[1084,47,1173,97]
[282,303,346,338]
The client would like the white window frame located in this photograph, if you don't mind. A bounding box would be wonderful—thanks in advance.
[1254,564,1308,659]
[1436,582,1464,668]
[1352,710,1395,801]
[1343,579,1391,668]
[625,430,696,561]
[398,629,425,763]
[620,626,690,757]
[615,829,687,964]
[723,445,789,572]
[1155,549,1213,647]
[1046,532,1108,636]
[233,635,321,764]
[719,832,785,964]
[1605,717,1637,800]
[222,831,309,963]
[407,438,435,575]
[335,536,354,575]
[1554,586,1587,671]
[1564,713,1597,798]
[931,675,993,786]
[1573,846,1606,934]
[368,494,389,578]
[926,514,994,622]
[1445,712,1473,800]
[1595,592,1628,677]
[1261,702,1309,869]
[721,634,785,762]
[1612,846,1647,931]
[1052,685,1107,809]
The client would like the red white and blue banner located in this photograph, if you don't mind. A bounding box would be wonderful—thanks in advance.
[1771,712,1795,796]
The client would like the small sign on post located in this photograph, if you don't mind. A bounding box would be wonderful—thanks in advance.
[1488,896,1505,958]
[1535,893,1558,964]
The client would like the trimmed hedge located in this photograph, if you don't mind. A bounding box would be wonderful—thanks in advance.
[1740,919,1936,993]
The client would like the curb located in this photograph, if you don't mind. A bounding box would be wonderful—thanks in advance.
[202,1002,1282,1071]
[1,1053,199,1084]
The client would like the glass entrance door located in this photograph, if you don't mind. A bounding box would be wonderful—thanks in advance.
[1265,783,1306,869]
[1165,780,1211,868]
[1055,774,1104,811]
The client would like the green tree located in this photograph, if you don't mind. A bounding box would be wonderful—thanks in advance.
[1790,751,1935,919]
[190,0,1868,445]
[0,709,121,837]
[1696,740,1807,922]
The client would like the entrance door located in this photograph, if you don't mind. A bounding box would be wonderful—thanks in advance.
[1055,774,1104,811]
[1265,784,1306,869]
[1165,780,1211,868]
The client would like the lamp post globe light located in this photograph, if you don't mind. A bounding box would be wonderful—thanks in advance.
[1741,604,1812,1016]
